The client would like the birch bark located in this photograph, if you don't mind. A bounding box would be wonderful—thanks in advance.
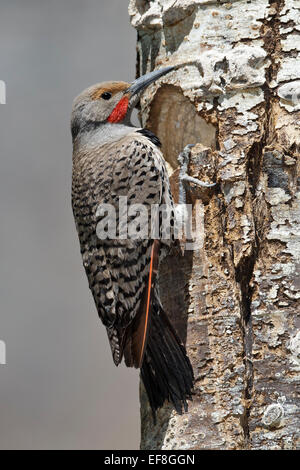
[129,0,300,450]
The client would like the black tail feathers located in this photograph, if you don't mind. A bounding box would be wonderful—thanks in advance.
[141,300,194,421]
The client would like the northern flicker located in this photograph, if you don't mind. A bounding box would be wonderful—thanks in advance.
[71,67,194,418]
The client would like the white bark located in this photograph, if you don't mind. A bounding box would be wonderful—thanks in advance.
[129,0,300,450]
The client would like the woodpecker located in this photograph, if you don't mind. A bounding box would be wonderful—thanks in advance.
[71,67,194,418]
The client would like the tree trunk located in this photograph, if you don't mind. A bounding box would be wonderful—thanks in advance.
[129,0,300,450]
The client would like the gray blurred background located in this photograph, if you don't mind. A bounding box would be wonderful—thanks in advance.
[0,0,140,449]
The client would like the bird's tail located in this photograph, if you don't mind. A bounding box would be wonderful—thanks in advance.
[141,297,194,420]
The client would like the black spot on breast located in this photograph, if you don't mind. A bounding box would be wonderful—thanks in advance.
[137,129,162,148]
[104,297,114,307]
[71,121,80,140]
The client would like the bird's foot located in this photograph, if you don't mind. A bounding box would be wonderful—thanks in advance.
[178,144,216,204]
[175,144,216,251]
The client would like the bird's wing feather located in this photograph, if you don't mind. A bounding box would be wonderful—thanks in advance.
[72,132,174,366]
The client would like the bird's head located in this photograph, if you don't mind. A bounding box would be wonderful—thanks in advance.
[71,67,174,141]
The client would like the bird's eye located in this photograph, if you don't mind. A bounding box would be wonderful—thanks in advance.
[101,92,112,100]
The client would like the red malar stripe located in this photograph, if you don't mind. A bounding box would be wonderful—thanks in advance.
[108,96,129,123]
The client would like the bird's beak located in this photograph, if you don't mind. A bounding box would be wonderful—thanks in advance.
[126,66,174,108]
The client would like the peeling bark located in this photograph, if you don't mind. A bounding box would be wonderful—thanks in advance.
[129,0,300,450]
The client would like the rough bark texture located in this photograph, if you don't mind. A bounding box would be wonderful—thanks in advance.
[129,0,300,450]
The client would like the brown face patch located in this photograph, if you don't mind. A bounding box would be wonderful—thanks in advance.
[91,81,130,101]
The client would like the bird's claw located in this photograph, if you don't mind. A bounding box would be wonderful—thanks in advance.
[181,174,216,188]
[178,144,216,204]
